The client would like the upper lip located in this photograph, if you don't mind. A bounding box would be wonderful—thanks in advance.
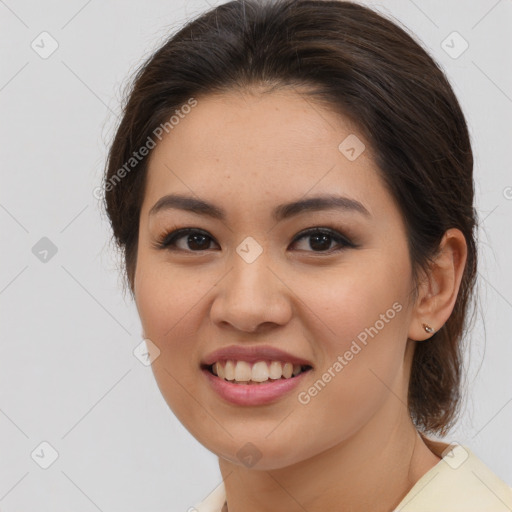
[201,345,314,368]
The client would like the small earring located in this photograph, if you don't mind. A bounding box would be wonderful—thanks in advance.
[423,323,434,334]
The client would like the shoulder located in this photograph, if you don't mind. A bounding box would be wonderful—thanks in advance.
[188,480,226,512]
[394,443,512,511]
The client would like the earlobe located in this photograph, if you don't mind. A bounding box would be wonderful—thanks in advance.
[408,228,467,341]
[422,323,435,334]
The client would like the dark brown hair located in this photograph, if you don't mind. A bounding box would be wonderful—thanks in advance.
[102,0,477,435]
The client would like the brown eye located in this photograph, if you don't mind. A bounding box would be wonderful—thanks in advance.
[156,228,219,252]
[154,226,355,254]
[291,227,354,253]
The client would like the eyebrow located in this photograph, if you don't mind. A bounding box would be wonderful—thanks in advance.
[149,193,371,221]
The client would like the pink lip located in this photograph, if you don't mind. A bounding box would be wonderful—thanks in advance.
[201,344,313,367]
[202,367,312,406]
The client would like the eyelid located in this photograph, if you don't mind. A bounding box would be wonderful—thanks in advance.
[291,226,356,250]
[153,224,357,254]
[152,227,217,252]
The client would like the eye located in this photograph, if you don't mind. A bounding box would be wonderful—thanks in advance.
[153,226,355,254]
[154,228,219,252]
[290,227,355,253]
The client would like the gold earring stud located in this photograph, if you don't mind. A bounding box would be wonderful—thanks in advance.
[423,323,434,334]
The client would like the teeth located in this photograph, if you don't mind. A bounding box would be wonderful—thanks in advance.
[225,360,235,381]
[269,361,283,379]
[283,362,293,379]
[234,361,252,381]
[210,360,306,383]
[252,361,270,382]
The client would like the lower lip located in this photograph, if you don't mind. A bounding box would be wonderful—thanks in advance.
[201,367,312,406]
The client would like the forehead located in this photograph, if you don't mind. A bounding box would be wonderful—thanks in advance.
[141,88,387,219]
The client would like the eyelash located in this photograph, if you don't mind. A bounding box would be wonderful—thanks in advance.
[153,226,356,254]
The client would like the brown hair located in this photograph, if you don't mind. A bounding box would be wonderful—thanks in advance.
[102,0,477,435]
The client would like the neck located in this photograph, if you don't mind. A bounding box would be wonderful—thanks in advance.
[218,404,442,512]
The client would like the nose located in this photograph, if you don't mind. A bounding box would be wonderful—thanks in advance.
[209,247,293,333]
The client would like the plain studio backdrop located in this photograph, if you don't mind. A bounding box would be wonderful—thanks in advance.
[0,0,511,510]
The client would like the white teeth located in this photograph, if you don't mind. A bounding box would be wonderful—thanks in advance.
[210,360,308,383]
[234,361,252,381]
[224,360,235,380]
[251,361,270,382]
[282,362,293,379]
[269,361,283,379]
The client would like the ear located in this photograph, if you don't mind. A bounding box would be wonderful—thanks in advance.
[408,228,467,341]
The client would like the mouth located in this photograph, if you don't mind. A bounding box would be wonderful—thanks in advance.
[200,360,314,385]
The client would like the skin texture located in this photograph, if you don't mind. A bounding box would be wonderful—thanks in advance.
[133,87,467,512]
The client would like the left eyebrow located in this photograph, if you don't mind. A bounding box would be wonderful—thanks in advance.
[148,193,371,220]
[272,194,371,221]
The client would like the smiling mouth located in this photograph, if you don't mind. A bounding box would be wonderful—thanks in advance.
[201,361,313,384]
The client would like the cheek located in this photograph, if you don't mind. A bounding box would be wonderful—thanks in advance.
[296,251,411,425]
[134,258,212,432]
[134,255,206,344]
[133,257,206,407]
[306,250,409,350]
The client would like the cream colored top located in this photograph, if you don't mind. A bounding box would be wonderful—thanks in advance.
[190,443,512,512]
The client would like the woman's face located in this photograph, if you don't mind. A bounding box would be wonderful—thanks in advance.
[134,88,418,470]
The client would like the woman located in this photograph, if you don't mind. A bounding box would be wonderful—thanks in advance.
[102,0,512,510]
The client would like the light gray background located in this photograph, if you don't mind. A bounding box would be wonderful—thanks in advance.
[0,0,511,510]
